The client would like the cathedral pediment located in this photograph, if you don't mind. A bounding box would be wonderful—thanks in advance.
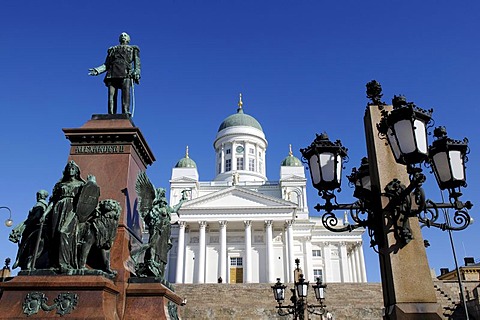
[280,174,306,181]
[170,176,198,183]
[179,186,296,211]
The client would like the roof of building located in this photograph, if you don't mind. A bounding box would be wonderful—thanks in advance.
[217,94,263,132]
[175,146,197,168]
[281,145,303,167]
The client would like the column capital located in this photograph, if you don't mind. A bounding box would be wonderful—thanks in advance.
[303,236,312,242]
[179,221,187,228]
[219,220,228,227]
[244,220,252,227]
[199,221,207,228]
[264,220,273,227]
[285,220,294,227]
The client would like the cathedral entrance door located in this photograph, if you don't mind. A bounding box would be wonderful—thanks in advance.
[229,267,243,283]
[229,257,244,283]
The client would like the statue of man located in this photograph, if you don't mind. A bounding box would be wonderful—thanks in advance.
[89,32,141,115]
[9,190,49,270]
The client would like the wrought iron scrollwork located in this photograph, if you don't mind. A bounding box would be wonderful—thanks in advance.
[314,166,473,252]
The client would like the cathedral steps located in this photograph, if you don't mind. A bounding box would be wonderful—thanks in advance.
[174,281,477,319]
[173,283,384,319]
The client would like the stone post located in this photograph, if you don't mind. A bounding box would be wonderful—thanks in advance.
[364,105,442,319]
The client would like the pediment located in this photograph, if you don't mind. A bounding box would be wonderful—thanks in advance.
[280,174,306,181]
[170,176,198,183]
[180,186,296,210]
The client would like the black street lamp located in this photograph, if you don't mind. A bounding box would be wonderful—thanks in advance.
[299,80,473,319]
[0,207,13,227]
[300,83,472,249]
[271,259,328,319]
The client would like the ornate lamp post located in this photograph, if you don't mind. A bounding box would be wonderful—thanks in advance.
[271,259,328,319]
[0,207,13,227]
[300,81,473,319]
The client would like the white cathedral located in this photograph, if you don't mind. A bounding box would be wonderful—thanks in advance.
[166,95,367,284]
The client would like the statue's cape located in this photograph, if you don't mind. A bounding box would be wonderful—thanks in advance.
[76,181,100,223]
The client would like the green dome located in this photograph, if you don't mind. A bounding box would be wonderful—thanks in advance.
[175,147,197,168]
[218,107,263,132]
[175,157,197,168]
[281,154,303,167]
[281,145,303,166]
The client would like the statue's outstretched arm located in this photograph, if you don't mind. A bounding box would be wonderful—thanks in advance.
[88,64,107,76]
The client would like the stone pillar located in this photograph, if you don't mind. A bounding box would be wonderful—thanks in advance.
[175,221,186,284]
[286,220,295,283]
[348,247,354,283]
[358,242,367,282]
[303,236,313,281]
[351,245,358,283]
[355,244,363,283]
[322,243,333,283]
[198,221,207,284]
[339,242,350,282]
[219,221,227,282]
[265,220,274,283]
[220,144,225,173]
[365,105,442,319]
[244,220,252,283]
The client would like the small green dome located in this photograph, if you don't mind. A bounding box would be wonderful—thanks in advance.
[281,145,303,167]
[217,94,263,132]
[175,146,197,168]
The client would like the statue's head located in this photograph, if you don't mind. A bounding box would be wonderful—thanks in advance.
[62,160,81,180]
[36,190,49,201]
[119,32,131,45]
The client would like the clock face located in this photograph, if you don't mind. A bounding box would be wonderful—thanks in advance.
[236,146,244,153]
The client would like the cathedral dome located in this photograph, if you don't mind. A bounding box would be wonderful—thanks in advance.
[281,145,303,167]
[217,94,263,132]
[175,146,197,168]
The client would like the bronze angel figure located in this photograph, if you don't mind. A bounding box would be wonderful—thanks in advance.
[135,171,187,279]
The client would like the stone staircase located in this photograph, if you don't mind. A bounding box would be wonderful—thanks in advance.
[173,283,384,319]
[433,279,473,320]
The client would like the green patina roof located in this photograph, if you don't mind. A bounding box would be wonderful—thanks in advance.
[218,108,263,132]
[281,145,303,167]
[218,95,263,132]
[175,146,197,168]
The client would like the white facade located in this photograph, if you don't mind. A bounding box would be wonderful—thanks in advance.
[167,97,367,284]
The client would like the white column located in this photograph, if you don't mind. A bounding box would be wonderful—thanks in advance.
[303,236,313,281]
[339,242,350,282]
[175,221,186,283]
[244,220,252,283]
[348,247,354,283]
[286,220,294,283]
[351,244,358,283]
[323,243,333,283]
[197,221,207,283]
[265,220,274,283]
[358,242,367,282]
[354,243,362,283]
[232,141,237,171]
[221,143,225,173]
[219,221,227,282]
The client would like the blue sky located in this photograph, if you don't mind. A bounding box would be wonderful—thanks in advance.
[2,1,479,283]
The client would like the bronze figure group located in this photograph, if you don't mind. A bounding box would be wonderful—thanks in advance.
[9,161,121,276]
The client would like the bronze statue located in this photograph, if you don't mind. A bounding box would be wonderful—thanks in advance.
[78,199,121,275]
[89,32,141,115]
[40,161,99,273]
[135,172,186,279]
[9,190,49,270]
[11,161,121,277]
